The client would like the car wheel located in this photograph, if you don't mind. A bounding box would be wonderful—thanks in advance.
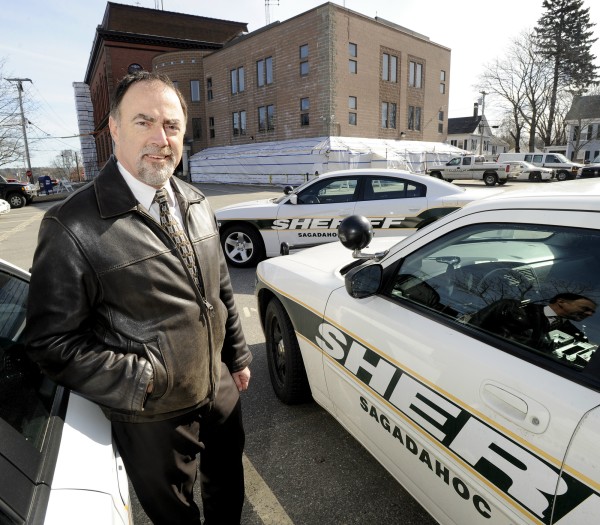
[430,171,443,180]
[7,193,26,208]
[556,171,568,181]
[220,224,266,268]
[265,298,311,404]
[531,173,542,182]
[483,174,498,186]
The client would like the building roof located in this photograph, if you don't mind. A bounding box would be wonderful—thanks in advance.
[84,2,248,83]
[102,2,247,42]
[448,116,482,135]
[565,95,600,121]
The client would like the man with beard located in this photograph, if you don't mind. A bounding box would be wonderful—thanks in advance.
[25,71,252,525]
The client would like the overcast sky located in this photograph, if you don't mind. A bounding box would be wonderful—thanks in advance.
[1,0,599,169]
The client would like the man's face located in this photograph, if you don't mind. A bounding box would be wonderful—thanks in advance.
[555,298,597,322]
[109,81,185,188]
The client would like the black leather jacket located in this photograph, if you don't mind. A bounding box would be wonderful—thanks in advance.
[25,158,251,422]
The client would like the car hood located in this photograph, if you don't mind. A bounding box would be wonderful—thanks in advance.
[216,198,279,216]
[259,235,404,275]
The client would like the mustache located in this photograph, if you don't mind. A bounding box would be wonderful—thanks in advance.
[141,147,173,157]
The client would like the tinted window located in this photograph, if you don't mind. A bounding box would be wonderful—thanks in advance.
[0,269,55,450]
[297,177,358,204]
[385,224,600,371]
[363,177,426,201]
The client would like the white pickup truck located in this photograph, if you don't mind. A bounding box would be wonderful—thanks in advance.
[427,155,512,186]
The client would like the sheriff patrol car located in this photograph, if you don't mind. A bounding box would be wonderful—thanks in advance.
[216,169,491,267]
[255,179,600,525]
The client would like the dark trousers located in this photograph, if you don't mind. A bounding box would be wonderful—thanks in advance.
[112,365,245,525]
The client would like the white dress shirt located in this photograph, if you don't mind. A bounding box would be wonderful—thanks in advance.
[116,161,184,227]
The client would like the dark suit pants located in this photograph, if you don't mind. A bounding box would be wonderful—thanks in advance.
[112,365,245,525]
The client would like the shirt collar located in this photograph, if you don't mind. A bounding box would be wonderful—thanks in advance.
[116,161,176,211]
[543,305,557,319]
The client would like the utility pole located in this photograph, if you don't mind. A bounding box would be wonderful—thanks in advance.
[6,78,33,172]
[478,90,487,156]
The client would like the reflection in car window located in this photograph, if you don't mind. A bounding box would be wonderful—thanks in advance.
[297,177,358,204]
[385,223,600,370]
[0,270,55,450]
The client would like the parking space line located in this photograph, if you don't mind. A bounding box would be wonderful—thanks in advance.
[243,306,257,317]
[0,212,43,242]
[243,454,294,525]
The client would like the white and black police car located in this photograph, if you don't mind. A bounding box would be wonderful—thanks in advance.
[0,259,131,524]
[216,169,491,267]
[255,179,600,525]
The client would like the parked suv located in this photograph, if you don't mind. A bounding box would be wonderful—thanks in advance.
[0,175,36,208]
[497,152,582,181]
[579,154,600,179]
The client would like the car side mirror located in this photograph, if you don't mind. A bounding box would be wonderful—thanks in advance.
[345,264,383,298]
[288,194,298,205]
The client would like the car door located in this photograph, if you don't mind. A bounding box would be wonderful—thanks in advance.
[320,209,600,525]
[0,263,60,524]
[275,175,359,250]
[353,175,429,236]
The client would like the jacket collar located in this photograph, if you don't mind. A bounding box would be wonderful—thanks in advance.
[95,156,204,219]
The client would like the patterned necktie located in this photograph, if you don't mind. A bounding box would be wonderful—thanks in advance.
[153,188,200,288]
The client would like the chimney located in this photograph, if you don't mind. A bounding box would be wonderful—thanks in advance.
[473,103,479,117]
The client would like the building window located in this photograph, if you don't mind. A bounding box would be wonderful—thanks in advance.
[209,117,215,139]
[300,98,309,126]
[257,57,273,87]
[299,44,309,59]
[349,42,357,57]
[349,96,357,110]
[382,53,398,82]
[440,70,446,94]
[231,67,244,94]
[438,110,444,134]
[349,113,357,125]
[190,80,200,102]
[408,106,422,131]
[349,60,357,74]
[192,117,202,139]
[300,61,309,76]
[232,110,246,136]
[258,105,275,131]
[206,78,213,101]
[409,61,423,88]
[381,102,397,129]
[586,125,593,140]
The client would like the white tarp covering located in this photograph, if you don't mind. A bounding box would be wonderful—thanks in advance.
[190,136,466,185]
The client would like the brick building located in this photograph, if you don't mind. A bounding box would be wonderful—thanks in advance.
[76,2,450,177]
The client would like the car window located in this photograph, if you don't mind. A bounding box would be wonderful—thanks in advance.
[385,223,600,372]
[462,157,472,165]
[297,177,358,204]
[533,154,543,163]
[0,269,55,451]
[362,176,426,201]
[447,158,460,166]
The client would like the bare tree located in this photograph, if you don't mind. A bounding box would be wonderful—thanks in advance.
[479,31,551,152]
[0,58,25,167]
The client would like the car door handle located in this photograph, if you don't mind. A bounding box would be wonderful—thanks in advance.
[481,381,550,434]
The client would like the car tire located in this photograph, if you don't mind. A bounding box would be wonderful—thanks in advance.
[265,297,311,404]
[220,224,266,268]
[556,171,569,181]
[530,173,542,182]
[7,193,26,208]
[483,174,498,186]
[430,172,443,180]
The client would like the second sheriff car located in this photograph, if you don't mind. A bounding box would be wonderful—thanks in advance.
[215,169,487,267]
[256,179,600,525]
